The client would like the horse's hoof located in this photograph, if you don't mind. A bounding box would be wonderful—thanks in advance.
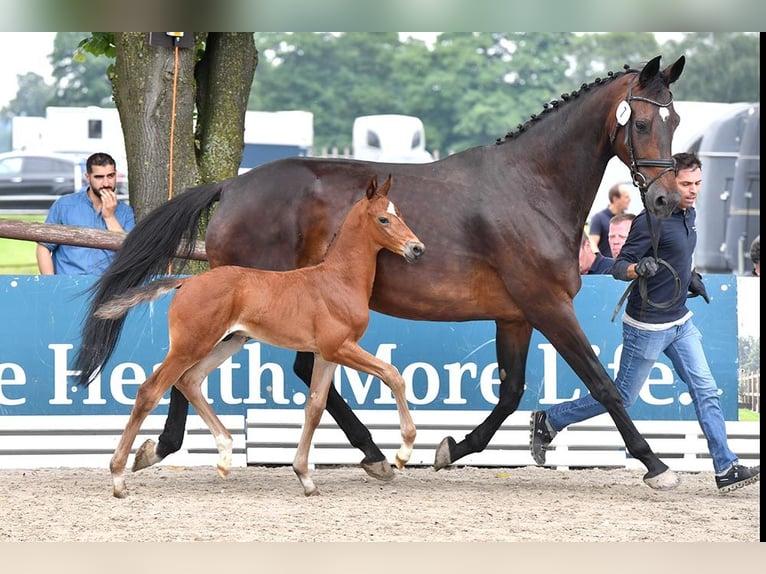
[643,468,681,490]
[217,464,230,479]
[361,459,395,482]
[394,455,406,470]
[433,436,456,471]
[304,487,320,497]
[132,439,160,472]
[112,487,128,499]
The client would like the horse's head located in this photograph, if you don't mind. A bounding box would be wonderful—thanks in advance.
[364,174,425,263]
[610,55,686,218]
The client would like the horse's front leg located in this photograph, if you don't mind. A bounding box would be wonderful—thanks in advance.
[294,351,394,481]
[540,304,679,490]
[435,321,531,470]
[293,355,338,496]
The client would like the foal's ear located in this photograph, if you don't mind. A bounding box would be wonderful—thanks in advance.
[378,174,393,197]
[365,175,379,200]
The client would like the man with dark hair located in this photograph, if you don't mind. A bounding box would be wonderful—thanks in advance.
[36,152,135,275]
[531,152,760,493]
[589,182,631,256]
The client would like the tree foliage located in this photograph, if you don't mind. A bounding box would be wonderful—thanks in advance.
[0,32,759,188]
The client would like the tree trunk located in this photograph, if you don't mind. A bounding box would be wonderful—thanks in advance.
[195,33,258,182]
[111,33,257,222]
[112,32,203,221]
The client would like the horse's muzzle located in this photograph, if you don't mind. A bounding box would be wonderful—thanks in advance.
[646,185,680,219]
[404,241,425,263]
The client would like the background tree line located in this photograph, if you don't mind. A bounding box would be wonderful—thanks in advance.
[2,32,760,156]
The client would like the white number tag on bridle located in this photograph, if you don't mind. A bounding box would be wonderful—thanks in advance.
[616,101,631,125]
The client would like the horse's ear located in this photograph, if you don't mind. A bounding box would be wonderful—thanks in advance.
[365,175,379,200]
[378,174,393,197]
[638,55,662,87]
[662,55,685,86]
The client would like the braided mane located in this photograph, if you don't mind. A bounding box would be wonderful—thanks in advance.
[496,63,639,144]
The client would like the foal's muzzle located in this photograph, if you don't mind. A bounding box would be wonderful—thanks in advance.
[404,241,425,263]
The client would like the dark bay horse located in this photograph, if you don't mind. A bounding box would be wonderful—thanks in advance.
[76,55,685,490]
[93,175,424,497]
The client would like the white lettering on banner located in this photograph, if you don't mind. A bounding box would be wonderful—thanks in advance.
[639,362,675,405]
[479,363,501,404]
[219,357,242,404]
[402,362,440,405]
[245,342,285,405]
[110,363,145,405]
[443,362,473,405]
[0,363,26,405]
[2,338,690,411]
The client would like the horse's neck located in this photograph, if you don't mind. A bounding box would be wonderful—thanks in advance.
[319,204,380,295]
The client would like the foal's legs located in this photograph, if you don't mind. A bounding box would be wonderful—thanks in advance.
[133,335,247,473]
[172,335,248,478]
[111,358,190,498]
[435,320,531,469]
[328,343,416,468]
[292,355,339,496]
[293,351,393,481]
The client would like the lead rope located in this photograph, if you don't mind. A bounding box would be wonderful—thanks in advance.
[166,35,181,275]
[611,211,681,322]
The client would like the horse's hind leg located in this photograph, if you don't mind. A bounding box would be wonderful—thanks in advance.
[133,385,189,472]
[292,355,338,496]
[173,335,248,478]
[294,351,393,481]
[435,321,531,470]
[111,360,188,498]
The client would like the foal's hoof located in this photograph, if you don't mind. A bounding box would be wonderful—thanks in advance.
[643,468,681,490]
[132,439,161,472]
[360,459,395,482]
[433,436,456,471]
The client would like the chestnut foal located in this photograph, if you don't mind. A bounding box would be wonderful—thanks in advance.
[95,175,424,497]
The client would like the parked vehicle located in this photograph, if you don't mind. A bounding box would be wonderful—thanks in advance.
[0,151,127,213]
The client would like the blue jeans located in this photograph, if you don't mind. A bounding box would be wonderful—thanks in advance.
[546,318,738,474]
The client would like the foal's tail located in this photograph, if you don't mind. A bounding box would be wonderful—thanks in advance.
[74,182,223,387]
[94,278,184,320]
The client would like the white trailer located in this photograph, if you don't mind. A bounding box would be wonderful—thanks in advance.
[352,114,433,163]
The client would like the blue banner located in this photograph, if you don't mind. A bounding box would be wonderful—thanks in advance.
[0,274,739,419]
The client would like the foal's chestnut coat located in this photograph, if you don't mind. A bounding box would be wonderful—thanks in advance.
[96,175,424,497]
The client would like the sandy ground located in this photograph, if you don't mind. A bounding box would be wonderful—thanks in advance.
[0,463,759,543]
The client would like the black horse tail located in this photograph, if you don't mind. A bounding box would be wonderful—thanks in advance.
[74,181,223,387]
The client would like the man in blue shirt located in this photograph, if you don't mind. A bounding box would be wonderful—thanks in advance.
[36,152,135,275]
[531,152,759,493]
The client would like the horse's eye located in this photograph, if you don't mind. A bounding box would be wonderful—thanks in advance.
[635,120,649,133]
[378,216,390,224]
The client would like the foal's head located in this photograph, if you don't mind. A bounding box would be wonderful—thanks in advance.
[363,174,425,263]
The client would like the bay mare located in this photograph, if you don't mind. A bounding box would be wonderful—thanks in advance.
[76,55,685,490]
[93,175,424,497]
